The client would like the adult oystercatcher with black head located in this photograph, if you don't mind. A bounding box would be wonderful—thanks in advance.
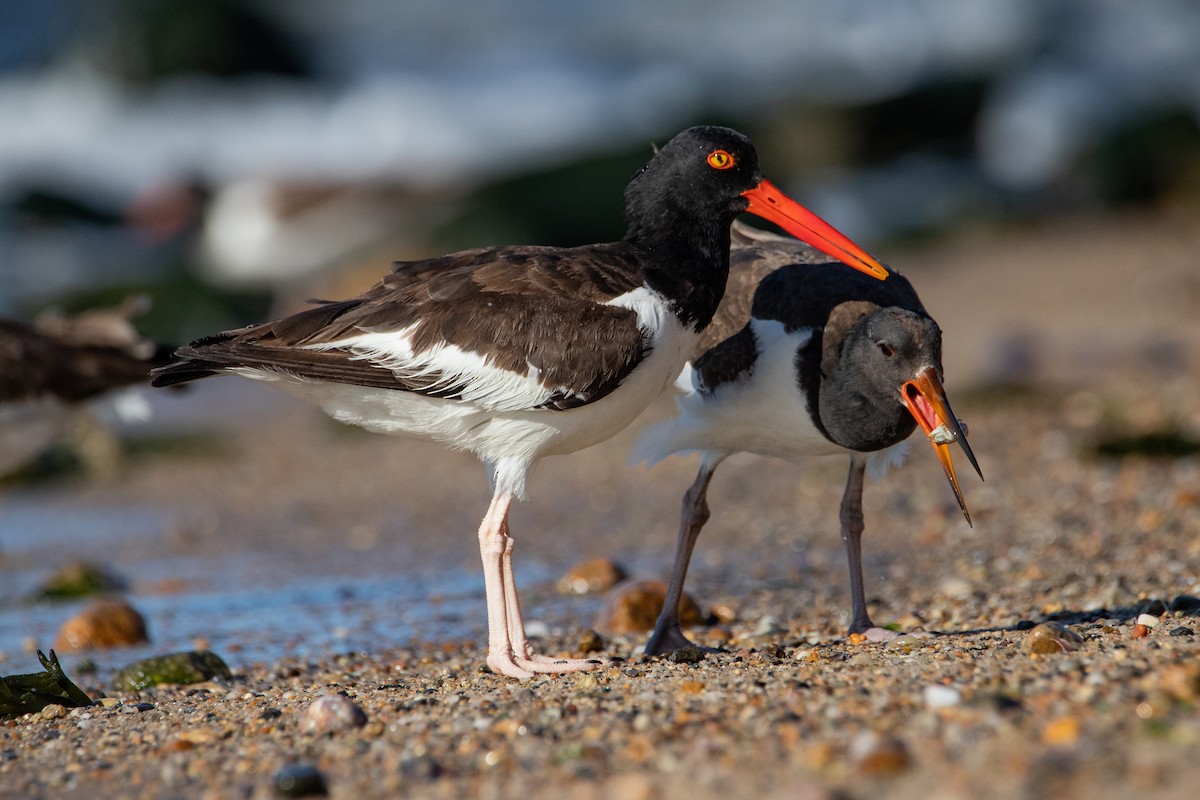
[639,221,981,654]
[151,126,888,679]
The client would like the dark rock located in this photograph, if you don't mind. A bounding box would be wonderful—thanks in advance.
[1169,595,1200,614]
[1168,626,1194,637]
[273,764,328,797]
[1141,598,1169,616]
[400,755,442,781]
[110,650,232,692]
[34,562,127,601]
[667,646,707,664]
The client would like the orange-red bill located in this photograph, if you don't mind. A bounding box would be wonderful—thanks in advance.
[741,179,888,280]
[901,366,983,526]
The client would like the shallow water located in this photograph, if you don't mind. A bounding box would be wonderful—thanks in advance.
[0,496,571,676]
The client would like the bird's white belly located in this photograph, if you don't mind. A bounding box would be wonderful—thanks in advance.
[646,320,846,463]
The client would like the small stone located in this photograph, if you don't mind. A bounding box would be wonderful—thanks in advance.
[1168,626,1193,637]
[577,629,604,654]
[667,646,706,665]
[1168,595,1200,614]
[300,694,367,734]
[1136,613,1160,628]
[594,580,703,635]
[1023,622,1084,655]
[1131,624,1150,639]
[110,651,232,692]
[39,704,67,720]
[849,731,911,776]
[557,557,628,595]
[886,634,920,651]
[34,562,127,601]
[1140,598,1169,616]
[1041,716,1080,746]
[752,616,784,637]
[923,685,962,709]
[273,763,328,797]
[54,598,148,652]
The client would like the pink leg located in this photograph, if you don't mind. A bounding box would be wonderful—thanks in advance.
[478,490,534,678]
[500,524,607,673]
[478,488,606,677]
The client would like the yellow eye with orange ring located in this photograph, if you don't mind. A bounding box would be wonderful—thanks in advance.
[707,149,735,170]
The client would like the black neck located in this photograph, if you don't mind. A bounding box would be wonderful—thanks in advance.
[625,212,732,331]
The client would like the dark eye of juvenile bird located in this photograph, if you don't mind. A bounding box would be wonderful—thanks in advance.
[876,341,895,358]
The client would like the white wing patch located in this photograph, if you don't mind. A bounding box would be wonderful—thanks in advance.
[296,288,669,414]
[300,325,560,412]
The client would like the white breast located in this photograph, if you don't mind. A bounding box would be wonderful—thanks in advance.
[639,319,845,464]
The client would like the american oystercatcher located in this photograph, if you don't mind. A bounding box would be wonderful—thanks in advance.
[150,126,888,678]
[639,221,981,653]
[0,297,170,477]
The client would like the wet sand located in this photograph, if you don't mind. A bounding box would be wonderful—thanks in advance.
[2,211,1199,799]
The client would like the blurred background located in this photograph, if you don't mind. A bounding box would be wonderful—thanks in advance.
[2,0,1200,670]
[1,0,1197,337]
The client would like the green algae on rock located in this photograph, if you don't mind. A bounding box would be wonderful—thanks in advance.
[110,650,232,692]
[0,650,93,718]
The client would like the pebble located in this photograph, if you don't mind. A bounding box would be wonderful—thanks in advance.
[849,731,911,776]
[886,634,921,651]
[557,557,628,595]
[273,763,328,797]
[53,598,149,652]
[1023,622,1084,654]
[594,580,703,634]
[1131,624,1150,639]
[1136,613,1160,628]
[577,629,604,654]
[39,704,66,720]
[923,685,963,709]
[1168,626,1193,637]
[300,693,368,734]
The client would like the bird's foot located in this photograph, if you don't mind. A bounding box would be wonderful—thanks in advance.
[644,624,719,657]
[515,652,608,674]
[487,648,606,679]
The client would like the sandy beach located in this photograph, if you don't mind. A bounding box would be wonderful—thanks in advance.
[2,210,1200,799]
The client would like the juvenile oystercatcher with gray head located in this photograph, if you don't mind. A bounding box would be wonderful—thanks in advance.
[151,126,888,678]
[638,221,981,654]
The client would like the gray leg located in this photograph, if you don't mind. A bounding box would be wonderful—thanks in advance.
[645,455,724,656]
[840,455,875,635]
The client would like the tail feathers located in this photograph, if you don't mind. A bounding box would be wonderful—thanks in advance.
[631,416,697,468]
